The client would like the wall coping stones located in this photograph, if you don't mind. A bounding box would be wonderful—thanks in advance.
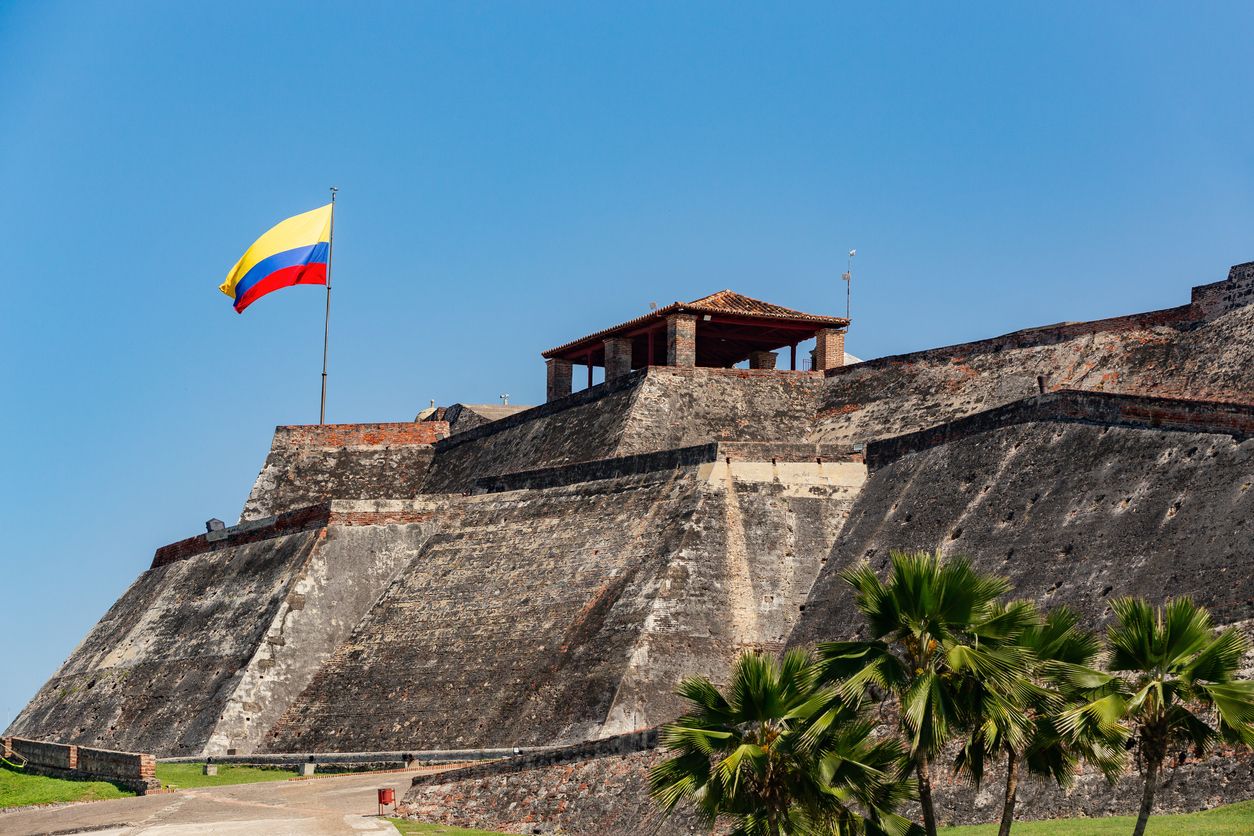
[159,747,533,766]
[4,737,158,793]
[149,501,447,569]
[867,389,1254,469]
[270,421,450,447]
[408,729,659,788]
[827,263,1253,382]
[473,441,862,493]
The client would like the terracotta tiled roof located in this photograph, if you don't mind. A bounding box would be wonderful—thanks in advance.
[542,290,847,358]
[683,290,845,322]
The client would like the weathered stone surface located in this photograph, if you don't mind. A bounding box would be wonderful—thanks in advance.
[9,259,1254,828]
[790,405,1254,820]
[242,422,447,521]
[7,514,418,757]
[262,454,863,752]
[792,417,1253,647]
[926,748,1254,826]
[401,731,708,835]
[812,281,1254,445]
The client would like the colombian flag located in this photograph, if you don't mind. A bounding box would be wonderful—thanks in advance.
[220,204,332,313]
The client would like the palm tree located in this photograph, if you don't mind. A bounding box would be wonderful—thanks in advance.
[649,648,916,835]
[816,550,1035,836]
[1059,597,1254,836]
[955,605,1126,836]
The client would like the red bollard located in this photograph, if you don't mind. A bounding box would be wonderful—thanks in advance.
[377,787,395,815]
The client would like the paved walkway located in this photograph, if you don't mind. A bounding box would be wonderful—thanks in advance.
[0,768,451,836]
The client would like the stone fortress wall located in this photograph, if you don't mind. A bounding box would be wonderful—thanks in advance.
[7,260,1254,832]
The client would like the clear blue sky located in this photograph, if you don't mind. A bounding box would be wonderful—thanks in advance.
[2,1,1252,728]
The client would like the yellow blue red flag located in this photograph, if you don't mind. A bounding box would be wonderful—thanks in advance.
[220,204,332,313]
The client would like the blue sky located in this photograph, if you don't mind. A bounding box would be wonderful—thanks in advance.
[2,1,1252,728]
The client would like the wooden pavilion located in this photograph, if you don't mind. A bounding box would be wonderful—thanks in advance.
[541,290,849,401]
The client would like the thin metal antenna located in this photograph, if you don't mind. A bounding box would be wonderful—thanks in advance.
[319,187,338,424]
[842,249,856,321]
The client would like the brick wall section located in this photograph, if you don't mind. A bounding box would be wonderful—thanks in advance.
[813,328,845,370]
[748,349,778,369]
[666,313,696,366]
[274,421,450,447]
[546,358,572,402]
[75,745,156,779]
[152,504,331,568]
[1193,261,1254,316]
[9,737,77,769]
[3,737,158,792]
[604,337,633,379]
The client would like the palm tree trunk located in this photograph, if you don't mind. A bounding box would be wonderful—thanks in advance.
[916,752,939,836]
[1132,756,1160,836]
[997,749,1019,836]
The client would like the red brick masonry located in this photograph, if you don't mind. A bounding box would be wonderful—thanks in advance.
[274,421,450,447]
[4,736,158,792]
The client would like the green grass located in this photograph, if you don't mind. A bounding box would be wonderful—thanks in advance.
[388,820,512,835]
[154,762,294,788]
[0,763,134,808]
[945,798,1254,835]
[391,800,1254,836]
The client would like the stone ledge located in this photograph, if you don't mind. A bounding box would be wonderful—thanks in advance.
[867,389,1254,470]
[271,421,450,447]
[409,729,659,788]
[473,441,863,493]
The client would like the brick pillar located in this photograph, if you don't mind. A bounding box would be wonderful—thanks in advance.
[748,350,778,370]
[604,337,633,379]
[814,328,846,371]
[666,314,697,367]
[545,358,572,402]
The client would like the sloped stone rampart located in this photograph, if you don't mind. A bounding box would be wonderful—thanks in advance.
[6,511,422,757]
[241,422,448,521]
[792,417,1254,648]
[5,531,322,756]
[263,452,864,753]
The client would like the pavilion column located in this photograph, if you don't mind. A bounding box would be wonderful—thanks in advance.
[813,328,846,371]
[604,337,633,379]
[666,314,697,367]
[546,358,573,402]
[748,350,778,370]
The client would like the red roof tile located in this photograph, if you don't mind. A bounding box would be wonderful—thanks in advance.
[542,290,848,358]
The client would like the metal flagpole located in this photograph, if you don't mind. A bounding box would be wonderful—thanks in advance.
[319,187,338,425]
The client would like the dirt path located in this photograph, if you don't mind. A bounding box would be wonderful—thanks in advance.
[0,767,455,835]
